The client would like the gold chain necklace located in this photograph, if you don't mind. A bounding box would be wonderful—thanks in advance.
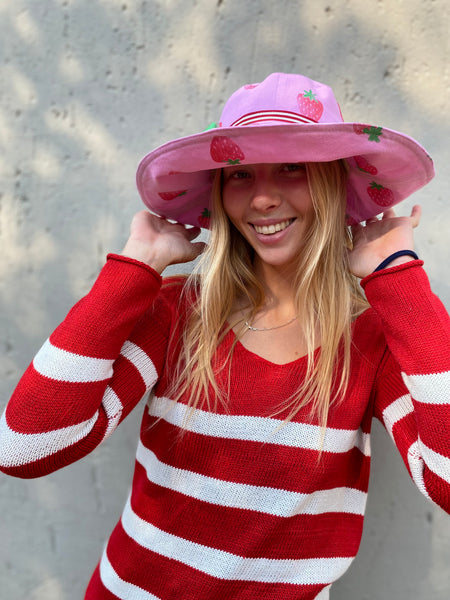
[245,315,298,331]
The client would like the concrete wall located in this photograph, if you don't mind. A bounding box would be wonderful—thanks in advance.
[1,1,449,598]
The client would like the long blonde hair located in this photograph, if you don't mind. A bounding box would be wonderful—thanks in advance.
[167,160,368,429]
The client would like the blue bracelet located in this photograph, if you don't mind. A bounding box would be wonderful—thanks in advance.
[373,250,419,272]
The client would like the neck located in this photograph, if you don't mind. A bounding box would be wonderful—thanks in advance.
[253,260,297,309]
[240,261,303,334]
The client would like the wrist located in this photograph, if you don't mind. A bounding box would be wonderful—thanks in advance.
[381,256,413,269]
[373,250,419,273]
[120,239,168,274]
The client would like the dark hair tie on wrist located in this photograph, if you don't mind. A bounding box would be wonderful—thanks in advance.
[373,250,419,272]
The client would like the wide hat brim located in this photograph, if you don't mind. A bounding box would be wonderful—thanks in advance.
[136,121,434,228]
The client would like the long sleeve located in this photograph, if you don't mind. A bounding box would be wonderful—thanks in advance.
[0,254,169,479]
[362,261,450,512]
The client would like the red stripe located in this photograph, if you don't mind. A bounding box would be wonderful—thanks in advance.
[140,413,371,493]
[6,364,108,432]
[412,403,450,458]
[132,460,364,559]
[236,115,312,125]
[84,563,118,600]
[424,468,450,510]
[231,110,316,126]
[390,406,450,462]
[390,411,419,460]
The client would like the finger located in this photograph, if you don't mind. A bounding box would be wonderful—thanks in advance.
[410,204,421,228]
[182,242,207,262]
[350,222,363,239]
[185,226,202,241]
[381,208,396,220]
[191,241,207,255]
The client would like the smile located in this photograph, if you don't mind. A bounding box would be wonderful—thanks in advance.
[252,219,295,235]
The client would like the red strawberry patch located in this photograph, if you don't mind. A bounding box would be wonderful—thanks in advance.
[210,136,245,165]
[367,181,394,207]
[354,156,378,175]
[158,190,187,201]
[353,124,371,135]
[297,89,324,122]
[353,124,383,143]
[198,207,211,228]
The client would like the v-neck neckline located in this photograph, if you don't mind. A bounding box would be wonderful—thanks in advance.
[224,326,319,368]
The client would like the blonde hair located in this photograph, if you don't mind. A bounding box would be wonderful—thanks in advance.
[167,160,368,430]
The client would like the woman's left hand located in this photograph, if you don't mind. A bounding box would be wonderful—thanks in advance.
[348,205,421,279]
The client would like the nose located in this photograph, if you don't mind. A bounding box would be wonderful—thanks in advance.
[250,177,281,212]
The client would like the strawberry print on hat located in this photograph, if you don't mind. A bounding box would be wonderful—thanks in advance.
[198,207,211,228]
[297,89,324,122]
[354,156,378,175]
[368,181,394,206]
[158,190,187,201]
[210,136,245,165]
[353,124,383,143]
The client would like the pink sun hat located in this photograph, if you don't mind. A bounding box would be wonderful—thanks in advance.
[136,72,434,227]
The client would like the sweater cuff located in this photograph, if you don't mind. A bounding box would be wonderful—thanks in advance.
[360,259,424,289]
[106,253,163,286]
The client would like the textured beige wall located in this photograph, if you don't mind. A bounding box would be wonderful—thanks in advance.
[0,1,449,598]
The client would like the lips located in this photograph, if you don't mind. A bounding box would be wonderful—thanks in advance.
[252,218,295,235]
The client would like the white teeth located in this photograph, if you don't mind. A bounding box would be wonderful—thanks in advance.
[253,219,293,235]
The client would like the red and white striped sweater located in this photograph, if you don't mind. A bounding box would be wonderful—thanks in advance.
[1,255,449,599]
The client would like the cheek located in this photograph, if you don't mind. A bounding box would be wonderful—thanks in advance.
[222,190,242,223]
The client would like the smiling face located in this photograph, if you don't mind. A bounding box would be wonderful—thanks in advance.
[221,162,315,275]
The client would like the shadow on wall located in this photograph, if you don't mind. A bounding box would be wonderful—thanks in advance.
[0,1,449,599]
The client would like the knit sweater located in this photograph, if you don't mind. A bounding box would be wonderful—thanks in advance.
[1,255,449,600]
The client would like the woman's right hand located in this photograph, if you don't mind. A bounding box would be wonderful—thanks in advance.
[121,210,206,273]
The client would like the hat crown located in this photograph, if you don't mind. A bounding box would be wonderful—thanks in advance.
[220,72,344,128]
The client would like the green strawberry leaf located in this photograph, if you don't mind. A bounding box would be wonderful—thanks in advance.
[363,126,383,142]
[303,89,318,102]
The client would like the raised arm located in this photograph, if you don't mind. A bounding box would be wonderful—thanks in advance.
[0,212,204,478]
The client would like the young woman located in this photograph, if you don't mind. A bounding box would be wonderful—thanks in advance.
[1,73,449,599]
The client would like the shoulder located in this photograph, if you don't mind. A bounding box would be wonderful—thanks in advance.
[150,274,200,319]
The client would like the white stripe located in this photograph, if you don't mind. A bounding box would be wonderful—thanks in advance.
[407,440,430,499]
[148,396,371,456]
[121,496,354,585]
[315,585,331,599]
[33,338,114,383]
[232,110,316,126]
[420,439,450,486]
[120,341,158,389]
[382,394,414,439]
[236,115,312,125]
[100,547,161,600]
[136,442,367,517]
[0,409,99,467]
[402,370,450,405]
[101,386,123,440]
